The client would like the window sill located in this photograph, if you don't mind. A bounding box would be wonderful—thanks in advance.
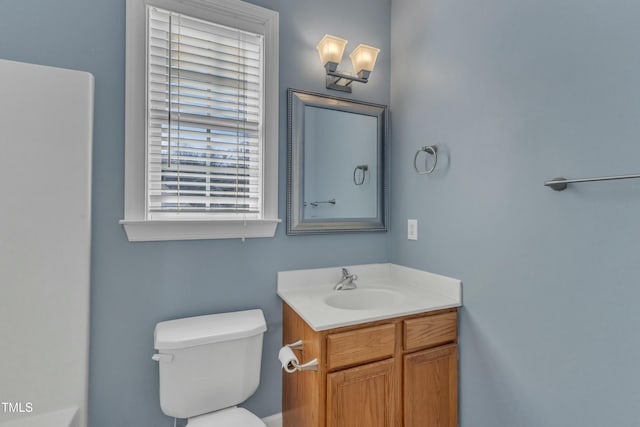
[119,218,281,242]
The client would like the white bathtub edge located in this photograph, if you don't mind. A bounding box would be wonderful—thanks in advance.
[0,406,78,427]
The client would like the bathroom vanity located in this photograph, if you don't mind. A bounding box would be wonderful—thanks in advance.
[277,264,462,427]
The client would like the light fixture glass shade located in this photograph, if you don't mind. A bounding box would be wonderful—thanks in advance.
[349,44,380,76]
[316,34,348,67]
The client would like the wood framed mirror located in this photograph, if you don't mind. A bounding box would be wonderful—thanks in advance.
[287,89,388,235]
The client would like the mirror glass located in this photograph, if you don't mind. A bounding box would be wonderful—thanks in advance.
[287,89,388,234]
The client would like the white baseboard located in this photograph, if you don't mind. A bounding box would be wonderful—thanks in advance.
[262,412,282,427]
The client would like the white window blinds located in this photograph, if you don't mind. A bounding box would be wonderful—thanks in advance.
[146,7,264,219]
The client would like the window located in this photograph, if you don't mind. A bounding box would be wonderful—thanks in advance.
[122,0,279,241]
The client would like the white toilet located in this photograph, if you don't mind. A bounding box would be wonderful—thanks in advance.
[153,309,268,426]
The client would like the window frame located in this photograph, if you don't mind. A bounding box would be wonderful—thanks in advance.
[121,0,280,242]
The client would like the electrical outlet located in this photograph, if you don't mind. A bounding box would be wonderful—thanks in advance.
[407,219,418,240]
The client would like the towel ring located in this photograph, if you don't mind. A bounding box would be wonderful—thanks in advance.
[414,145,438,175]
[353,165,368,185]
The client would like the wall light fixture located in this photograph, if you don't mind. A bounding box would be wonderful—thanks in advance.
[316,34,380,93]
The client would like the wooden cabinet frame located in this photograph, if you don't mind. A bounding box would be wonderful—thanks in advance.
[282,303,458,427]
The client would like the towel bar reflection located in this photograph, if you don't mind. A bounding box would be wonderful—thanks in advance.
[544,173,640,191]
[304,199,336,207]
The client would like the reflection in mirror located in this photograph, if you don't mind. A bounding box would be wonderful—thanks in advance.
[287,89,388,235]
[304,106,378,219]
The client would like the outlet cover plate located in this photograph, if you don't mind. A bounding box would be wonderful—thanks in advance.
[408,219,418,240]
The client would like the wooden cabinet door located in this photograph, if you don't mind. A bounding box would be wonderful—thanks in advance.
[404,344,458,427]
[327,358,395,427]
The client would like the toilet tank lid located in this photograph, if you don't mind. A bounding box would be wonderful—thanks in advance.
[154,309,267,350]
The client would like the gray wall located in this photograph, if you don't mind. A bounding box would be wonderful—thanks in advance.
[390,0,640,425]
[4,0,639,425]
[0,0,390,425]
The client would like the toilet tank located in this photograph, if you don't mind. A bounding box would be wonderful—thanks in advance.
[153,309,267,419]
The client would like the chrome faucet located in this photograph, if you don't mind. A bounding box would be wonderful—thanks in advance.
[334,268,358,291]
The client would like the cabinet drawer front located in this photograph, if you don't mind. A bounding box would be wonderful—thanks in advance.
[404,311,457,351]
[327,324,395,370]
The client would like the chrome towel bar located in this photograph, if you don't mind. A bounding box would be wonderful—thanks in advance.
[544,173,640,191]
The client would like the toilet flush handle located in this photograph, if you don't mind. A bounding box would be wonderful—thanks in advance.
[152,353,174,363]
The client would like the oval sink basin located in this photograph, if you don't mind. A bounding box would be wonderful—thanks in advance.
[324,288,405,310]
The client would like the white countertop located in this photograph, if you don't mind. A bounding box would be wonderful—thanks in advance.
[277,263,462,331]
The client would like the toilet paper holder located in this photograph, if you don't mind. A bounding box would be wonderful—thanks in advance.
[286,339,304,351]
[285,340,318,372]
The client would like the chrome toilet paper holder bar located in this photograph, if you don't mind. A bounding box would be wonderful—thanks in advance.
[286,339,303,350]
[285,340,318,371]
[291,358,319,371]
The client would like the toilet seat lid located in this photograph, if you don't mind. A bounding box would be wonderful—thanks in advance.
[187,407,266,427]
